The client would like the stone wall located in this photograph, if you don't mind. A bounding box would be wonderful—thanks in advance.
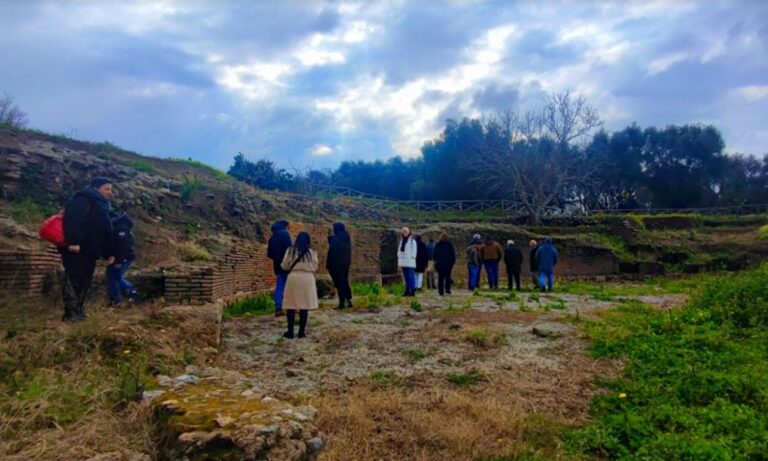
[0,248,61,296]
[165,223,383,302]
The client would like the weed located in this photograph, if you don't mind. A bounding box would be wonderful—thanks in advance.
[184,219,200,236]
[179,176,203,202]
[169,157,229,180]
[528,293,540,303]
[518,298,534,313]
[410,300,422,312]
[10,197,50,225]
[224,294,274,318]
[446,369,482,387]
[370,371,399,386]
[758,224,768,240]
[405,348,428,361]
[126,158,155,173]
[177,242,213,262]
[466,328,489,347]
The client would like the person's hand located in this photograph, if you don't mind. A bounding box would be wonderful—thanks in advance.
[68,245,80,254]
[106,256,115,265]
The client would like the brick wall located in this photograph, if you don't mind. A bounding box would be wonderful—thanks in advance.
[0,248,61,296]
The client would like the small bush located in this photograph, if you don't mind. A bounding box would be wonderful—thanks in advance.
[179,176,204,202]
[177,242,213,262]
[370,371,399,386]
[758,224,768,240]
[224,294,274,318]
[446,369,482,387]
[405,348,428,361]
[410,300,422,312]
[126,158,155,173]
[466,328,488,347]
[10,198,50,224]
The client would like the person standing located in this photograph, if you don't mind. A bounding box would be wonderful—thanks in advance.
[535,237,559,292]
[465,235,482,290]
[59,177,115,321]
[503,240,523,291]
[106,207,140,306]
[327,221,353,310]
[267,220,292,317]
[280,232,318,339]
[529,239,540,288]
[414,235,429,291]
[481,237,503,289]
[425,237,436,290]
[433,233,456,296]
[397,227,417,297]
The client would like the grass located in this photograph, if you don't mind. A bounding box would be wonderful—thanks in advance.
[179,176,204,202]
[126,158,156,173]
[758,224,768,240]
[224,294,274,318]
[566,263,768,459]
[10,197,51,225]
[557,275,708,297]
[446,369,483,387]
[177,242,213,262]
[168,157,229,180]
[404,348,428,361]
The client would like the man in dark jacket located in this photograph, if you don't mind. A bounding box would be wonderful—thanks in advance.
[327,222,353,310]
[105,208,140,305]
[60,177,114,321]
[267,220,292,316]
[433,233,456,295]
[529,239,539,288]
[503,240,523,291]
[535,237,559,292]
[414,235,429,290]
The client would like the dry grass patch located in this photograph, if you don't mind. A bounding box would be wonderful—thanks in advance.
[313,384,568,461]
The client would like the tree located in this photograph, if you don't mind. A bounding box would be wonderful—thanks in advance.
[421,118,484,200]
[227,152,296,191]
[0,92,28,129]
[470,91,603,224]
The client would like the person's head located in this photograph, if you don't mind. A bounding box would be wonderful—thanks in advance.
[414,234,422,243]
[90,177,113,200]
[401,227,411,238]
[544,237,553,245]
[471,233,481,244]
[295,231,311,253]
[439,232,448,242]
[333,222,346,234]
[484,237,493,245]
[507,239,514,246]
[529,239,537,248]
[428,237,434,243]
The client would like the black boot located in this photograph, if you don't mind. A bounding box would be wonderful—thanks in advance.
[283,310,295,339]
[346,298,353,308]
[334,295,345,310]
[298,310,308,338]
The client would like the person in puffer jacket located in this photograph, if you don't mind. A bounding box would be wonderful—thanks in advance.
[267,220,292,316]
[397,227,417,297]
[105,208,140,305]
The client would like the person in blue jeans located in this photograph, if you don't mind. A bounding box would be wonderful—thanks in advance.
[268,220,292,316]
[397,227,418,296]
[535,237,559,292]
[465,235,483,290]
[106,209,139,305]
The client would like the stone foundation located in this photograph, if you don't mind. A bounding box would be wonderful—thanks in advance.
[0,248,61,296]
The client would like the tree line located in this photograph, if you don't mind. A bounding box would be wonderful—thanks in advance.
[229,92,767,223]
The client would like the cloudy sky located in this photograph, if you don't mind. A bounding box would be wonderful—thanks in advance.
[1,0,766,170]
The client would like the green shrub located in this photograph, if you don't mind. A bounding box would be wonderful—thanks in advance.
[410,300,422,312]
[224,294,274,318]
[10,198,50,224]
[370,371,399,385]
[177,242,213,262]
[466,328,488,347]
[179,176,204,202]
[405,348,428,361]
[758,224,768,240]
[126,158,156,173]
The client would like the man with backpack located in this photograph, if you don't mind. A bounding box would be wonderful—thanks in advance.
[59,177,115,321]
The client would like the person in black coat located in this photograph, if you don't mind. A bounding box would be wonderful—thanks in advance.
[529,239,539,288]
[433,233,456,295]
[267,220,292,316]
[327,221,353,310]
[503,240,523,291]
[414,235,429,290]
[60,177,114,321]
[105,208,140,305]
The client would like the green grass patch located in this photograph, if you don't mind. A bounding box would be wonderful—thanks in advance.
[224,294,274,318]
[369,371,400,386]
[567,264,768,459]
[758,224,768,240]
[10,198,51,225]
[126,158,156,173]
[405,348,428,361]
[179,176,204,202]
[409,300,422,312]
[446,369,482,387]
[168,157,229,180]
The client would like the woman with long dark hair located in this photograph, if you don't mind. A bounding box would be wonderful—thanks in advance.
[280,231,319,338]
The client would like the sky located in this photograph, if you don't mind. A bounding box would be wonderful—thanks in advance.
[1,0,767,170]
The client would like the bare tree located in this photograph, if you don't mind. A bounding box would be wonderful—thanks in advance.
[470,91,603,224]
[0,92,28,129]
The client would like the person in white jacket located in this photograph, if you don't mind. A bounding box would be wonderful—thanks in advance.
[397,227,418,297]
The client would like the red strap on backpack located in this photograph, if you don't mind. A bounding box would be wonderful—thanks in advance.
[39,213,67,246]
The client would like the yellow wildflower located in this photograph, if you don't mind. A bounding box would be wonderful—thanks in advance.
[618,393,627,399]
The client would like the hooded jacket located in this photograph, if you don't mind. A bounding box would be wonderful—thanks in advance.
[433,240,456,271]
[535,238,559,273]
[415,236,429,272]
[326,222,352,272]
[62,187,113,259]
[267,220,292,275]
[111,211,135,263]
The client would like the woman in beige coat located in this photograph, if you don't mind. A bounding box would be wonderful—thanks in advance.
[280,231,319,338]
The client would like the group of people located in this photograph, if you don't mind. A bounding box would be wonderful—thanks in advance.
[397,228,560,295]
[57,178,140,322]
[267,220,353,339]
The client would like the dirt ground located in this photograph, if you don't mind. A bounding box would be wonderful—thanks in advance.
[221,288,685,460]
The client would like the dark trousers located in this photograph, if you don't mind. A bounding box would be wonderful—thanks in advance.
[329,266,352,307]
[506,269,521,290]
[285,309,309,338]
[437,266,453,295]
[61,251,96,321]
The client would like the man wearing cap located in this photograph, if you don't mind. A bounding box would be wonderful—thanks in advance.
[503,240,523,291]
[60,177,115,321]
